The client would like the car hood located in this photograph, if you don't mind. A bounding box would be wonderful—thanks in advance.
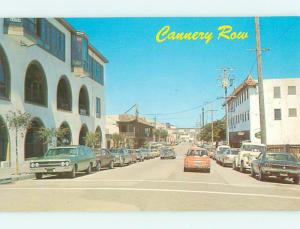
[268,160,300,167]
[31,155,77,161]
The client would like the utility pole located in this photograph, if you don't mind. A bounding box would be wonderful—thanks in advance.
[217,68,234,146]
[255,16,267,145]
[207,106,217,146]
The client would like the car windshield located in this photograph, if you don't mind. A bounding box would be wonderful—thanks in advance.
[111,149,122,154]
[188,149,208,156]
[266,153,298,162]
[45,148,78,156]
[229,149,239,155]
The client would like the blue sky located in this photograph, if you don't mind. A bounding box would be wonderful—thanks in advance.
[66,17,300,128]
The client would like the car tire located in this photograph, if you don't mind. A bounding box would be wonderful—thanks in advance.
[293,176,299,185]
[251,166,256,178]
[258,169,265,181]
[240,161,245,173]
[184,167,187,172]
[120,158,125,167]
[35,173,43,179]
[86,163,92,174]
[207,168,210,173]
[95,162,101,171]
[232,162,236,170]
[68,166,76,179]
[109,160,114,169]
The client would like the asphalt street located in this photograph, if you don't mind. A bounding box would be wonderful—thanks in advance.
[0,143,299,211]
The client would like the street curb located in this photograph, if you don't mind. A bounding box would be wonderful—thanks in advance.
[0,174,34,185]
[12,174,35,182]
[0,177,13,185]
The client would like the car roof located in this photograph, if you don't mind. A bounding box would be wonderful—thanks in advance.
[49,145,79,149]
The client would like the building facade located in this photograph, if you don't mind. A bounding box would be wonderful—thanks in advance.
[0,18,108,168]
[227,75,300,147]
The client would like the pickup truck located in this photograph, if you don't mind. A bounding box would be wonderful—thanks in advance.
[233,142,267,173]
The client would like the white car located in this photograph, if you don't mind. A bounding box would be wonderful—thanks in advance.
[233,143,267,173]
[219,148,240,167]
[215,145,230,163]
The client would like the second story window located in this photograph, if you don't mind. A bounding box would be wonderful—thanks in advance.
[288,108,297,117]
[288,86,296,95]
[274,109,282,120]
[96,97,101,118]
[274,86,281,98]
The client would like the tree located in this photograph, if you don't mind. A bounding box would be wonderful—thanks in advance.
[111,133,124,148]
[153,129,160,142]
[160,129,168,141]
[38,127,70,147]
[5,110,32,175]
[199,119,225,143]
[84,132,100,149]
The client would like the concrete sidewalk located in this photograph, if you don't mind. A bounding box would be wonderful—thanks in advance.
[0,163,34,184]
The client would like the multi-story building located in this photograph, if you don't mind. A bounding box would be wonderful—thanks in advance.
[0,18,108,168]
[105,114,154,148]
[227,75,300,148]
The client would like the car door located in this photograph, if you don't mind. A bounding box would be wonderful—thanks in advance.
[77,146,86,171]
[103,149,110,167]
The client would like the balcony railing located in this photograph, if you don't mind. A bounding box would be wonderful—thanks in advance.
[120,132,135,138]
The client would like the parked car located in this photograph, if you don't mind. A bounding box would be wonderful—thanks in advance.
[144,148,154,159]
[219,148,240,167]
[111,148,132,166]
[215,145,230,163]
[233,142,267,173]
[160,148,176,159]
[128,149,137,163]
[30,145,97,179]
[251,152,300,184]
[93,148,114,170]
[184,146,210,172]
[135,149,145,162]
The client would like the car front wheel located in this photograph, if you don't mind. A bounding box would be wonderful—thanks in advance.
[68,166,76,178]
[293,176,299,184]
[109,160,114,169]
[258,169,265,181]
[251,166,256,178]
[86,164,92,174]
[35,173,43,179]
[95,162,101,171]
[240,162,245,173]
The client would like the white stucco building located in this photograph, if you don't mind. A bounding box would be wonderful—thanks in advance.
[0,18,108,168]
[227,75,300,147]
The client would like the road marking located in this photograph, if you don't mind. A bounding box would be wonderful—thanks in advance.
[28,178,300,191]
[1,186,300,200]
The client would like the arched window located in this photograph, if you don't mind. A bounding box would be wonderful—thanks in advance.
[79,124,88,145]
[0,115,9,162]
[24,118,47,159]
[57,76,72,111]
[57,121,72,146]
[78,85,89,116]
[0,45,10,99]
[25,61,48,106]
[95,126,102,148]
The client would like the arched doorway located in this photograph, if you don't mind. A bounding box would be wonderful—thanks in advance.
[79,124,88,145]
[57,76,72,111]
[57,121,72,146]
[0,115,9,162]
[95,126,102,148]
[24,118,47,159]
[24,61,48,106]
[78,85,89,116]
[0,45,10,99]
